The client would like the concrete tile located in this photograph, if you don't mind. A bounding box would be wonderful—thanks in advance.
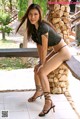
[8,111,29,119]
[4,102,27,111]
[54,101,73,110]
[4,96,26,111]
[0,104,4,110]
[0,91,79,119]
[29,111,55,119]
[26,99,55,119]
[4,92,28,104]
[54,109,78,119]
[3,92,29,111]
[51,94,68,102]
[0,104,6,119]
[0,96,4,104]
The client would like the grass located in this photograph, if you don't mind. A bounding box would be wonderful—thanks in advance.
[0,39,20,48]
[0,57,26,70]
[0,39,38,70]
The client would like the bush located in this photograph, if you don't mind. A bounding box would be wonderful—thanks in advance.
[0,12,12,40]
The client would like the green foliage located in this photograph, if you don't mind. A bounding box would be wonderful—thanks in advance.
[0,12,12,40]
[0,26,12,35]
[17,0,28,19]
[17,0,47,19]
[0,13,11,25]
[0,58,27,70]
[33,0,47,17]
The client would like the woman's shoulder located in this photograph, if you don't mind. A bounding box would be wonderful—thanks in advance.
[40,21,49,30]
[39,21,49,34]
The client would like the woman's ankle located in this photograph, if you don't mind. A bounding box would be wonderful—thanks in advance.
[28,90,43,102]
[36,85,43,91]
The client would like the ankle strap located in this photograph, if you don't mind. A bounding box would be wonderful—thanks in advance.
[44,92,51,100]
[36,85,42,91]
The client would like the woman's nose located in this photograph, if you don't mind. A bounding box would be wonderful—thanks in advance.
[32,15,35,18]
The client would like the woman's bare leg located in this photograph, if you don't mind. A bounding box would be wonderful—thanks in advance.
[34,68,42,88]
[38,47,71,116]
[38,46,71,92]
[28,65,43,102]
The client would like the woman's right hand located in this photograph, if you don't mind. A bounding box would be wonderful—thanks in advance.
[34,62,41,72]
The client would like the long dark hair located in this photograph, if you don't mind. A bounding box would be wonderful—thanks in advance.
[16,3,42,39]
[16,3,57,39]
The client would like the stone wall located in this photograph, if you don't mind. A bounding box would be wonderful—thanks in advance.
[47,0,71,44]
[47,0,70,94]
[48,64,69,94]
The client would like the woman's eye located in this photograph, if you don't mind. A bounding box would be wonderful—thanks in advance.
[28,13,31,16]
[28,12,39,16]
[34,13,38,15]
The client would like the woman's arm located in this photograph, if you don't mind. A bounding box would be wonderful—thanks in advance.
[37,33,48,65]
[41,33,48,65]
[37,44,42,62]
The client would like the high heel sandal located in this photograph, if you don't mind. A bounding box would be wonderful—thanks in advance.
[28,85,43,102]
[39,92,55,117]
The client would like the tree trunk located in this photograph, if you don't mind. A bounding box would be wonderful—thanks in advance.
[2,0,5,12]
[28,0,33,6]
[47,0,70,94]
[9,0,12,13]
[2,31,5,40]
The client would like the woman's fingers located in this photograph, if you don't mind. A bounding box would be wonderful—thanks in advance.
[34,63,41,72]
[36,64,43,74]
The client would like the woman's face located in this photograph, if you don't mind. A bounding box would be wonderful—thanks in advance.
[28,9,40,25]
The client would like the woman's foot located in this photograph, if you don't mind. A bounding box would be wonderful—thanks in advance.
[28,91,43,102]
[39,99,55,117]
[39,92,55,117]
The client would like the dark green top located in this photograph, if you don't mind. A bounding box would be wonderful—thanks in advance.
[32,22,61,46]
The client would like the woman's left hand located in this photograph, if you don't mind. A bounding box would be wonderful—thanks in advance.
[34,62,42,72]
[36,64,44,74]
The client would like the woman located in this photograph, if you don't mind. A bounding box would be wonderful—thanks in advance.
[16,3,71,117]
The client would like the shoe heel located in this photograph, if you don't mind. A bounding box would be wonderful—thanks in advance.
[40,93,43,99]
[40,96,42,99]
[53,105,55,112]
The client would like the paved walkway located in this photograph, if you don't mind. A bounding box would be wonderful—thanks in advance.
[0,91,79,119]
[0,68,80,119]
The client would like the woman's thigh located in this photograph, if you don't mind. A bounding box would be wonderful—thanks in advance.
[41,46,71,75]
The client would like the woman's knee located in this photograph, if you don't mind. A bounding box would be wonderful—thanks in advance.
[37,67,45,77]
